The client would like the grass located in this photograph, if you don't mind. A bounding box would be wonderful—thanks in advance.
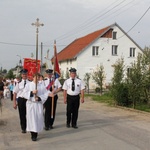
[85,92,114,106]
[134,104,150,112]
[85,92,150,113]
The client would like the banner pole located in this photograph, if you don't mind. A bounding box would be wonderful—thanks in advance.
[31,18,44,91]
[51,40,56,118]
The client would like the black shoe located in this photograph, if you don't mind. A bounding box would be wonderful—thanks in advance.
[72,125,78,129]
[44,127,49,130]
[22,130,26,133]
[32,137,37,141]
[49,125,53,129]
[66,124,70,128]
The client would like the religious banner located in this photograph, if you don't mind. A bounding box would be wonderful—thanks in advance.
[23,58,40,80]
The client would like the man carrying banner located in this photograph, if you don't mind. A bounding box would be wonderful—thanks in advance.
[44,69,62,130]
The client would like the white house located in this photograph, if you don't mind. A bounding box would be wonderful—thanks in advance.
[53,23,143,89]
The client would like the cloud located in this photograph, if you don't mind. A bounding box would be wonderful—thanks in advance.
[0,0,150,70]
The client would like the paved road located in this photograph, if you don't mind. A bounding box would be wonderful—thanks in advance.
[0,93,150,150]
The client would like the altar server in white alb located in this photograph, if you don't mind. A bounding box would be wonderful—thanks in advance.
[23,73,49,141]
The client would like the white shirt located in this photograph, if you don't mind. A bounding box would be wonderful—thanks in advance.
[13,79,30,98]
[62,77,85,96]
[44,78,62,95]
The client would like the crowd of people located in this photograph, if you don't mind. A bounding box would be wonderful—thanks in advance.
[0,68,85,142]
[0,76,20,100]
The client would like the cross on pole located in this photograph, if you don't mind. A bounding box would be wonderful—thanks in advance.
[31,18,44,90]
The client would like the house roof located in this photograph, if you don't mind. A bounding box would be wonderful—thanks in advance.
[52,23,143,62]
[53,26,110,62]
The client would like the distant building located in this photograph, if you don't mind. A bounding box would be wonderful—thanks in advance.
[52,23,143,89]
[12,66,22,77]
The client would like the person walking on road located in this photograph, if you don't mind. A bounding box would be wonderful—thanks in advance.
[9,80,14,101]
[13,69,30,133]
[62,68,85,129]
[23,73,49,141]
[44,69,62,130]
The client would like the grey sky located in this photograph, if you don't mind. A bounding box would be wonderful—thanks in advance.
[0,0,150,70]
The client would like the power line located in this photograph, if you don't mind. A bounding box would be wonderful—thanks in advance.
[73,0,136,39]
[52,0,140,43]
[118,5,150,39]
[127,6,150,33]
[0,41,35,46]
[48,0,121,42]
[0,41,50,47]
[0,0,148,48]
[0,0,123,47]
[53,0,128,42]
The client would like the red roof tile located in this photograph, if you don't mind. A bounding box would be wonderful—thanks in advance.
[53,26,111,62]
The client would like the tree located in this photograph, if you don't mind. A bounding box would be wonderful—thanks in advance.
[92,64,105,95]
[111,58,127,106]
[83,73,91,94]
[65,69,69,79]
[2,69,7,74]
[5,70,15,79]
[127,56,143,108]
[142,47,150,105]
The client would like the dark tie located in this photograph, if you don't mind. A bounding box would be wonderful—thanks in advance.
[49,79,52,91]
[72,79,75,91]
[24,80,26,87]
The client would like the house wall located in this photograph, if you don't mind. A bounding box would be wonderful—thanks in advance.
[59,25,143,89]
[76,25,143,89]
[59,60,77,79]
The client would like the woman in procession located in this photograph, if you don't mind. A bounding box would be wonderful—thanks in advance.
[23,73,49,141]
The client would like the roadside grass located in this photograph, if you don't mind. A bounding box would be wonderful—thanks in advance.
[134,104,150,112]
[85,92,150,112]
[85,92,114,106]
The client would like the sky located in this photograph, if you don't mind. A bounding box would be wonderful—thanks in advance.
[0,0,150,70]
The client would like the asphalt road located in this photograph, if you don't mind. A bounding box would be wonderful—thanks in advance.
[0,93,150,150]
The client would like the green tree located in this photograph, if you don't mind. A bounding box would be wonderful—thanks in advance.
[138,47,150,106]
[65,69,69,79]
[83,73,91,94]
[92,64,105,95]
[2,69,7,74]
[5,70,15,79]
[127,54,147,108]
[111,58,127,106]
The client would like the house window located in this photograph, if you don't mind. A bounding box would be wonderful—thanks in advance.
[112,45,118,55]
[127,68,131,74]
[127,68,132,77]
[92,46,99,56]
[112,31,117,40]
[129,48,136,57]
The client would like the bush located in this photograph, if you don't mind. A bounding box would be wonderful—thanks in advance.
[59,78,65,86]
[95,87,100,93]
[111,83,131,106]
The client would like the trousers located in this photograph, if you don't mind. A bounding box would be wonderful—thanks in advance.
[44,95,58,127]
[66,94,80,126]
[17,97,27,131]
